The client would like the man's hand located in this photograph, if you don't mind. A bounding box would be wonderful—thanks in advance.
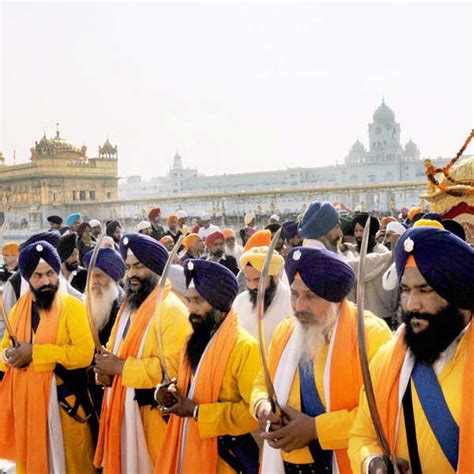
[5,342,32,368]
[160,383,196,418]
[94,349,124,376]
[368,456,410,474]
[260,405,316,452]
[155,378,178,408]
[95,372,113,387]
[256,400,284,432]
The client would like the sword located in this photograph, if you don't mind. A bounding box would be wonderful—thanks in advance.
[155,234,185,384]
[85,234,106,352]
[356,217,398,473]
[0,295,18,348]
[256,228,283,418]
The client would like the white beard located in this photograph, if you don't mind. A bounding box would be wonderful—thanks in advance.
[89,282,119,332]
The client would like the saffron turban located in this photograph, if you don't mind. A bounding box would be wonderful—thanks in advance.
[243,229,271,252]
[83,247,125,282]
[223,229,235,239]
[413,219,444,230]
[395,227,474,310]
[285,247,355,303]
[381,216,397,227]
[282,221,299,240]
[240,246,285,276]
[298,201,339,239]
[106,220,121,237]
[148,208,161,220]
[57,233,77,262]
[407,207,423,221]
[2,242,20,257]
[19,241,61,280]
[20,231,61,251]
[184,259,238,313]
[182,233,201,249]
[206,231,225,249]
[66,213,81,228]
[47,215,63,225]
[352,212,380,236]
[119,232,168,276]
[167,215,179,225]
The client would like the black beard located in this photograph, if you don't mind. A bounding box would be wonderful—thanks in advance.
[186,309,223,370]
[211,249,224,259]
[356,236,377,253]
[402,304,466,364]
[125,274,157,310]
[65,261,78,272]
[31,283,59,310]
[248,278,278,312]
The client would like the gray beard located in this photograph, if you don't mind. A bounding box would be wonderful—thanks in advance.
[89,283,119,332]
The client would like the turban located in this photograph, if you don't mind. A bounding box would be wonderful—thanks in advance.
[244,212,255,226]
[148,208,161,220]
[167,215,179,225]
[381,216,396,227]
[339,214,354,235]
[422,212,443,223]
[395,227,474,310]
[413,219,444,230]
[407,207,423,221]
[240,246,285,276]
[182,233,201,249]
[137,220,152,232]
[265,223,282,236]
[20,231,60,251]
[57,233,77,262]
[19,241,61,281]
[66,213,81,228]
[160,235,174,246]
[176,210,188,219]
[77,222,92,238]
[83,247,125,282]
[223,229,235,239]
[298,201,339,239]
[106,220,121,237]
[201,212,211,221]
[89,219,101,228]
[47,215,63,225]
[352,212,380,236]
[2,242,20,257]
[243,229,271,252]
[270,214,280,223]
[282,221,299,240]
[184,259,238,313]
[285,247,355,303]
[442,219,466,241]
[206,231,225,248]
[120,232,168,276]
[386,221,406,236]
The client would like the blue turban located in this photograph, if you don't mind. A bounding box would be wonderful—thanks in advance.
[298,201,339,239]
[83,247,125,282]
[282,221,299,240]
[395,227,474,310]
[66,213,81,228]
[184,259,238,313]
[19,240,61,281]
[422,212,443,223]
[20,230,61,251]
[119,232,168,276]
[285,247,355,302]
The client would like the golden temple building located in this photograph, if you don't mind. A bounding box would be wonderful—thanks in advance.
[0,126,118,227]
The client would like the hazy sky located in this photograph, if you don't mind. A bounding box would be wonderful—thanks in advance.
[0,1,472,178]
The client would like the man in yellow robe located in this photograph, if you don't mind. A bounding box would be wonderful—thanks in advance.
[348,226,474,474]
[93,232,190,473]
[0,240,95,474]
[156,258,260,474]
[251,246,392,473]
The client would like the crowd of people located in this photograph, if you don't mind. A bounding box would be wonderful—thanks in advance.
[0,201,472,474]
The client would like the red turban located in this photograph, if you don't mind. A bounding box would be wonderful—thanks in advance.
[206,231,225,249]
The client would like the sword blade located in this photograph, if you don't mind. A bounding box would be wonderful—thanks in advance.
[0,296,18,347]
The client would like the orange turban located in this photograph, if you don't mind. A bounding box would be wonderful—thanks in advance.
[2,242,20,257]
[182,233,201,249]
[167,215,179,225]
[381,216,396,227]
[407,206,422,221]
[223,229,235,239]
[206,231,225,249]
[243,229,271,252]
[148,207,161,220]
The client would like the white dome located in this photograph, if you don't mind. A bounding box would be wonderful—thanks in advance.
[373,100,395,123]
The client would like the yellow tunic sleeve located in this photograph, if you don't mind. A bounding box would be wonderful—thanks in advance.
[197,328,260,438]
[32,295,95,371]
[121,292,190,388]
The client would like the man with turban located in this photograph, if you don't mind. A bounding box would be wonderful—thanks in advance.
[137,219,153,236]
[198,212,220,240]
[282,220,303,255]
[223,228,243,262]
[47,215,63,231]
[239,212,257,246]
[88,219,102,240]
[252,247,392,473]
[180,233,205,263]
[57,233,87,299]
[66,213,81,233]
[156,259,261,473]
[176,209,189,235]
[205,230,239,275]
[165,214,183,244]
[233,246,291,347]
[348,227,474,474]
[93,233,190,473]
[0,240,96,473]
[105,219,122,248]
[148,207,166,241]
[298,201,343,253]
[0,242,19,283]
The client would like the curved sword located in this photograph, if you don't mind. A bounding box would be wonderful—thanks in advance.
[256,228,283,416]
[356,217,398,473]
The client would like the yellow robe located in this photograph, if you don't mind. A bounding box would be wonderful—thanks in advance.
[250,312,392,465]
[0,293,95,474]
[107,288,191,463]
[348,330,468,474]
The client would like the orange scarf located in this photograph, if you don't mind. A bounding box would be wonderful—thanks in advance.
[157,309,239,474]
[374,321,473,473]
[270,300,362,473]
[0,290,62,473]
[94,285,166,473]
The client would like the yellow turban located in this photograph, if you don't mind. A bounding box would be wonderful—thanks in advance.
[2,242,20,257]
[413,219,444,230]
[240,246,285,276]
[182,233,201,249]
[223,228,235,239]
